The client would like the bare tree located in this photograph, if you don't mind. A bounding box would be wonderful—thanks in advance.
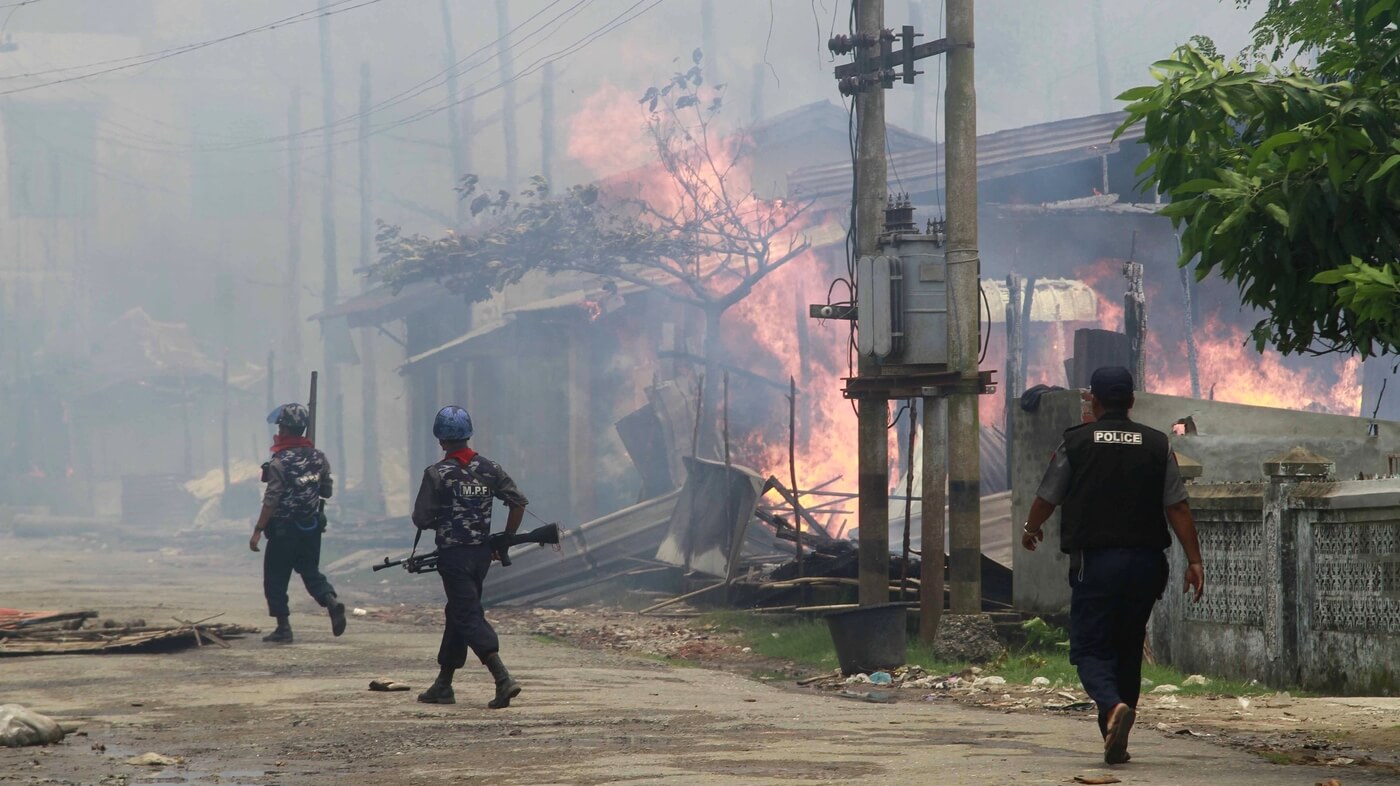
[370,52,813,454]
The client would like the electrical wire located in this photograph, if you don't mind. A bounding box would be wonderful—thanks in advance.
[0,0,389,97]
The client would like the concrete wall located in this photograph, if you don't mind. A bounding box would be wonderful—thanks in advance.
[1011,390,1400,613]
[1151,476,1400,695]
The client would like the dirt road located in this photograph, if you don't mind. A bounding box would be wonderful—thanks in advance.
[0,537,1392,785]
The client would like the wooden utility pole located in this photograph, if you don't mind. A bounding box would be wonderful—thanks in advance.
[284,90,303,400]
[359,62,385,514]
[318,0,348,481]
[440,0,469,227]
[1124,259,1146,389]
[1092,0,1113,113]
[541,61,555,190]
[945,0,982,614]
[751,63,766,124]
[702,0,719,83]
[854,0,890,607]
[495,0,519,190]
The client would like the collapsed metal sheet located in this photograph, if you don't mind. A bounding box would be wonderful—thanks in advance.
[655,457,767,578]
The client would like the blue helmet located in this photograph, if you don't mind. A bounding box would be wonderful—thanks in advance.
[433,405,474,441]
[267,403,310,431]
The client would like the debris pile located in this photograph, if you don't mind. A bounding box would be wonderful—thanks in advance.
[0,610,257,656]
[525,608,740,661]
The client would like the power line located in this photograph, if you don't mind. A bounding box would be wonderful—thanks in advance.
[0,0,388,96]
[192,0,605,153]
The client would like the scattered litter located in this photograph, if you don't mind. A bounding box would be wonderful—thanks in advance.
[836,690,896,704]
[1324,757,1355,767]
[868,671,892,685]
[844,673,873,685]
[1140,677,1154,688]
[125,752,182,766]
[1056,691,1081,702]
[974,676,1007,688]
[351,608,368,617]
[0,705,64,747]
[1071,776,1121,785]
[1156,695,1181,708]
[368,679,411,692]
[1031,676,1051,687]
[1237,696,1251,711]
[1183,674,1209,687]
[1150,684,1180,694]
[1046,701,1095,712]
[1173,728,1213,738]
[741,647,752,653]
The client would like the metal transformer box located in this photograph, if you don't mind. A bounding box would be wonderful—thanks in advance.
[856,233,948,370]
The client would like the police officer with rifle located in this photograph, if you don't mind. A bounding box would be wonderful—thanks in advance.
[409,406,530,709]
[1022,367,1205,766]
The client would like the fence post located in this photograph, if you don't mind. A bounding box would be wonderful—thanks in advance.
[1262,447,1333,685]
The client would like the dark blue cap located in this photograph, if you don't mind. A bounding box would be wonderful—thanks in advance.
[1090,366,1134,399]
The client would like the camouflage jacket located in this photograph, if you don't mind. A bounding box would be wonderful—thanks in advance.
[263,447,333,527]
[411,452,528,548]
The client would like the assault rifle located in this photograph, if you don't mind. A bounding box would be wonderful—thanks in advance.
[373,522,562,574]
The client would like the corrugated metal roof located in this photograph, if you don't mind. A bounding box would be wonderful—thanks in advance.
[789,111,1144,202]
[981,278,1099,323]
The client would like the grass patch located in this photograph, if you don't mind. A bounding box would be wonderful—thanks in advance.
[704,610,1273,695]
[1259,751,1293,765]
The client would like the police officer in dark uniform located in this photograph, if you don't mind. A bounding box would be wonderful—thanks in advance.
[1021,367,1205,765]
[249,403,347,644]
[412,405,530,709]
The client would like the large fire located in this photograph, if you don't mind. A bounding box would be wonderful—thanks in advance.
[567,86,1363,526]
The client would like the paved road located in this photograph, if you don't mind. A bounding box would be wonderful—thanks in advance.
[0,538,1384,785]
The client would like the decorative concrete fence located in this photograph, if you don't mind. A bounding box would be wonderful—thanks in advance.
[1149,448,1400,695]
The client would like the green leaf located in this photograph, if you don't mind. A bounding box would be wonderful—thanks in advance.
[1311,270,1350,285]
[1264,203,1291,229]
[1369,154,1400,182]
[1115,85,1158,101]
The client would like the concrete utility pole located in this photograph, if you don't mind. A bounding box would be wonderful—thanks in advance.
[909,0,926,137]
[495,0,520,190]
[318,0,347,482]
[440,0,469,228]
[854,0,891,607]
[359,62,385,515]
[945,0,982,614]
[284,90,303,401]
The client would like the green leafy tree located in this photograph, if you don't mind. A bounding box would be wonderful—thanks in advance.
[1119,0,1400,355]
[370,52,813,453]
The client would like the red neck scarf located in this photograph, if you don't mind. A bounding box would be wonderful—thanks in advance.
[271,435,314,453]
[446,446,477,466]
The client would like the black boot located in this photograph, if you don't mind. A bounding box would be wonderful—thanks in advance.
[484,653,521,709]
[263,617,293,644]
[323,594,347,637]
[417,668,456,705]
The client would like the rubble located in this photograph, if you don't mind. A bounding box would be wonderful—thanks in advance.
[0,610,257,656]
[931,614,1005,664]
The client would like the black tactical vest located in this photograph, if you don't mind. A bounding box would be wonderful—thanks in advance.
[1058,412,1173,552]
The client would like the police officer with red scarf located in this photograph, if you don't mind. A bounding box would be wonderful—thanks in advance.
[1022,367,1205,766]
[249,403,347,644]
[412,405,530,709]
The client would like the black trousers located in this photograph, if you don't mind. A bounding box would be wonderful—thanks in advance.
[1068,547,1168,737]
[263,525,336,618]
[436,544,501,669]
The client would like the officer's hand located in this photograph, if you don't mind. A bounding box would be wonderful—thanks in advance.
[1183,562,1205,602]
[1020,527,1044,552]
[249,531,262,552]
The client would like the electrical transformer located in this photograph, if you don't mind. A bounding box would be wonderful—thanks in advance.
[855,232,949,370]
